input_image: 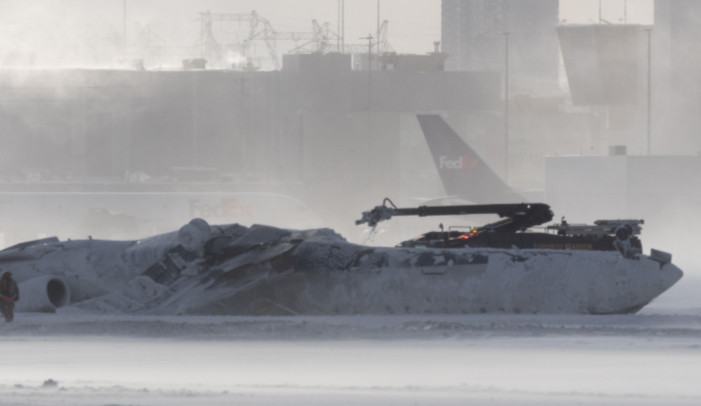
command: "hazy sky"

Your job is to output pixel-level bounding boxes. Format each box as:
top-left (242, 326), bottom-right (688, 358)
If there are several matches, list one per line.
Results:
top-left (0, 0), bottom-right (654, 58)
top-left (560, 0), bottom-right (653, 24)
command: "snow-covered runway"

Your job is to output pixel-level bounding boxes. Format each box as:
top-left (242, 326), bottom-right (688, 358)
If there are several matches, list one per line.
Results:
top-left (0, 311), bottom-right (700, 406)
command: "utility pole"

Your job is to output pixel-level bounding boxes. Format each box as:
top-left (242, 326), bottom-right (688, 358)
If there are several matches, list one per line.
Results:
top-left (646, 28), bottom-right (652, 155)
top-left (599, 0), bottom-right (602, 24)
top-left (341, 0), bottom-right (345, 53)
top-left (361, 35), bottom-right (374, 107)
top-left (192, 73), bottom-right (198, 167)
top-left (377, 0), bottom-right (381, 54)
top-left (123, 0), bottom-right (127, 55)
top-left (502, 32), bottom-right (510, 184)
top-left (359, 34), bottom-right (374, 185)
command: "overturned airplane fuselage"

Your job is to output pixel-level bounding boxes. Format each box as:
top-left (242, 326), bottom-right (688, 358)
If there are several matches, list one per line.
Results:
top-left (0, 221), bottom-right (683, 315)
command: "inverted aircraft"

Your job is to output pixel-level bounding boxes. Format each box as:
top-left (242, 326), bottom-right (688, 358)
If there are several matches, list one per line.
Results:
top-left (1, 204), bottom-right (682, 316)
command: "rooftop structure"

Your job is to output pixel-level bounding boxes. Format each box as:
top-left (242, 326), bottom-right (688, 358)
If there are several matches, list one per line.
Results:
top-left (441, 0), bottom-right (560, 95)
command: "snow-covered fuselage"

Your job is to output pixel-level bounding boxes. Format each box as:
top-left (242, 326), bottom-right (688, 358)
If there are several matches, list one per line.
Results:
top-left (0, 222), bottom-right (682, 316)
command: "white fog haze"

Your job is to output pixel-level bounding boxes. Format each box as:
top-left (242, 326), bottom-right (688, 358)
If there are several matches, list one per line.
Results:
top-left (0, 1), bottom-right (700, 405)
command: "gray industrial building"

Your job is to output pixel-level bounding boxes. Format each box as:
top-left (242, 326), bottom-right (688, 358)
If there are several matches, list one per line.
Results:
top-left (0, 55), bottom-right (501, 235)
top-left (441, 0), bottom-right (560, 95)
top-left (546, 155), bottom-right (701, 221)
top-left (545, 154), bottom-right (701, 256)
top-left (9, 0), bottom-right (692, 240)
top-left (439, 0), bottom-right (608, 191)
top-left (653, 0), bottom-right (701, 156)
top-left (541, 1), bottom-right (701, 253)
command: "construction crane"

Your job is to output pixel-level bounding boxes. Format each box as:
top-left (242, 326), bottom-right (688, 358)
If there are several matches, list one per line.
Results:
top-left (196, 11), bottom-right (394, 70)
top-left (134, 23), bottom-right (167, 60)
top-left (305, 20), bottom-right (393, 54)
top-left (285, 21), bottom-right (336, 55)
top-left (284, 20), bottom-right (394, 55)
top-left (197, 10), bottom-right (295, 70)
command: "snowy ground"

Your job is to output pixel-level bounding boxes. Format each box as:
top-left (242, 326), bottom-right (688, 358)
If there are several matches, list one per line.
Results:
top-left (2, 259), bottom-right (699, 406)
top-left (0, 302), bottom-right (700, 406)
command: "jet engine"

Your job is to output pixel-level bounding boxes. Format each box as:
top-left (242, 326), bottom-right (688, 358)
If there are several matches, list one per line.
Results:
top-left (15, 275), bottom-right (71, 313)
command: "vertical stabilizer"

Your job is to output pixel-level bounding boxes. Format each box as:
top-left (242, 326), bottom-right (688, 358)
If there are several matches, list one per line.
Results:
top-left (417, 114), bottom-right (523, 204)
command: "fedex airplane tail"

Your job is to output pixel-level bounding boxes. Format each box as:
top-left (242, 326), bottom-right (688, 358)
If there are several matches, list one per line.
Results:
top-left (417, 114), bottom-right (524, 204)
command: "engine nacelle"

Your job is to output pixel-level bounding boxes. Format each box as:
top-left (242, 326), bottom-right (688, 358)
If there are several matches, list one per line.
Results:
top-left (16, 275), bottom-right (71, 313)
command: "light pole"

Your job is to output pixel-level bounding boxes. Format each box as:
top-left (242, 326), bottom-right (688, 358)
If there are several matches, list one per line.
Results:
top-left (360, 35), bottom-right (374, 110)
top-left (192, 73), bottom-right (198, 167)
top-left (360, 35), bottom-right (374, 150)
top-left (645, 28), bottom-right (652, 155)
top-left (501, 32), bottom-right (510, 184)
top-left (123, 0), bottom-right (127, 56)
top-left (377, 0), bottom-right (381, 54)
top-left (360, 35), bottom-right (374, 183)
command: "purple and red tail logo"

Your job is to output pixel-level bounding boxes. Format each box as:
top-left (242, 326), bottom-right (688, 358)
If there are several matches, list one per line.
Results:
top-left (439, 156), bottom-right (478, 170)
